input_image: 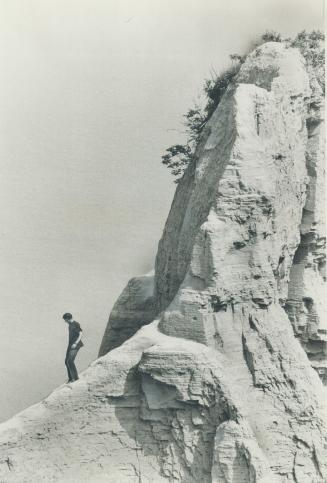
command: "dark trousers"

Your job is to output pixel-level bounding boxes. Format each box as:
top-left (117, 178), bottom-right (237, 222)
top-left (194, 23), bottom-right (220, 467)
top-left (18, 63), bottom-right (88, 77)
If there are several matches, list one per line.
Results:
top-left (65, 346), bottom-right (81, 381)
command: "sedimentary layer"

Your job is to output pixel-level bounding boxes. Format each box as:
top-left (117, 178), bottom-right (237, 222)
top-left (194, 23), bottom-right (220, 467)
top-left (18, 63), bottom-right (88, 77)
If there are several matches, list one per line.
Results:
top-left (0, 42), bottom-right (326, 483)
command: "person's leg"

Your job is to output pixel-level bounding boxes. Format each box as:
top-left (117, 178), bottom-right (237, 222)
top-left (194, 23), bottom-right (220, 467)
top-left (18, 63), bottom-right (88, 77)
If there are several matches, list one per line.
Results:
top-left (66, 347), bottom-right (80, 381)
top-left (65, 351), bottom-right (73, 382)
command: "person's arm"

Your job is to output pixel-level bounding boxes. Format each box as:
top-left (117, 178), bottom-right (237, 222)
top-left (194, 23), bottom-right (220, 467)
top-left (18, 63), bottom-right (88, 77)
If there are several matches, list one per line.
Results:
top-left (71, 330), bottom-right (83, 349)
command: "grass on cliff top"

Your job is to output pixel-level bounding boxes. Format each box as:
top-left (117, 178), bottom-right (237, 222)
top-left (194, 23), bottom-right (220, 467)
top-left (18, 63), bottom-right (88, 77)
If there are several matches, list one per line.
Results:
top-left (162, 30), bottom-right (325, 182)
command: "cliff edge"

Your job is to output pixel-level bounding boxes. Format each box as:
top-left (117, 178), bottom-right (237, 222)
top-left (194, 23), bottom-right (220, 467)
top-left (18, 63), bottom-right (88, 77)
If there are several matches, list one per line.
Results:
top-left (0, 42), bottom-right (326, 483)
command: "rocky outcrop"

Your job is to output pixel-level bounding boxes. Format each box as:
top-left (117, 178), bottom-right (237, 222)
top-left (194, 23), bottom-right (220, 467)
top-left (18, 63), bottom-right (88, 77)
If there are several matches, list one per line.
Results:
top-left (1, 318), bottom-right (325, 482)
top-left (0, 42), bottom-right (325, 483)
top-left (99, 272), bottom-right (157, 355)
top-left (284, 68), bottom-right (326, 383)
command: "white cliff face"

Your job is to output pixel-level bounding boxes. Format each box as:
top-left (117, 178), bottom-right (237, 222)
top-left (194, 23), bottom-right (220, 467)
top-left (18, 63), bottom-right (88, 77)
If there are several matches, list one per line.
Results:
top-left (285, 67), bottom-right (326, 383)
top-left (0, 42), bottom-right (326, 483)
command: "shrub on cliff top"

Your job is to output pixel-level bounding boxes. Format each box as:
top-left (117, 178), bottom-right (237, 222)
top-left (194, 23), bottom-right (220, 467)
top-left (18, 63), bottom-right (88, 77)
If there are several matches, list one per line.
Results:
top-left (290, 30), bottom-right (325, 92)
top-left (162, 30), bottom-right (324, 182)
top-left (163, 61), bottom-right (242, 183)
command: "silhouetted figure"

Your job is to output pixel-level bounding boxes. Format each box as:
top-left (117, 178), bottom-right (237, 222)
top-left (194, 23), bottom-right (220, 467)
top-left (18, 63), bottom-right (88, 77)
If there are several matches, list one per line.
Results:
top-left (62, 313), bottom-right (84, 383)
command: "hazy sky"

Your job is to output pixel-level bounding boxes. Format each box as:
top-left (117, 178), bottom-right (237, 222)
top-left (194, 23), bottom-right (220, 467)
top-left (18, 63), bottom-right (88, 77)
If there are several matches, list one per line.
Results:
top-left (0, 0), bottom-right (324, 422)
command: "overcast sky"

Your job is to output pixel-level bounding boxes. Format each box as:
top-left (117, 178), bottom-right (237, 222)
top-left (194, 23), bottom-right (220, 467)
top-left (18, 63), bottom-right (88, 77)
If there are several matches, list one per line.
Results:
top-left (0, 0), bottom-right (324, 422)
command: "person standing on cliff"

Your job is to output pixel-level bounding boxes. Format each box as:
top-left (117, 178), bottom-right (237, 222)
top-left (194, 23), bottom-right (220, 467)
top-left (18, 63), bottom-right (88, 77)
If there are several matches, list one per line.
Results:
top-left (62, 313), bottom-right (84, 383)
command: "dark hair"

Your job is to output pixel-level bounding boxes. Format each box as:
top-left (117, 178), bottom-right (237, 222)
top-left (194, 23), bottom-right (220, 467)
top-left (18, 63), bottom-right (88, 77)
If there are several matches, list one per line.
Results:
top-left (62, 313), bottom-right (73, 320)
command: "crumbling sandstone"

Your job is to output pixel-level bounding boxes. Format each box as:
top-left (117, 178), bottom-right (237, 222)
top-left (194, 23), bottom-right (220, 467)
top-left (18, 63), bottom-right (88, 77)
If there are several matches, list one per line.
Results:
top-left (0, 42), bottom-right (325, 483)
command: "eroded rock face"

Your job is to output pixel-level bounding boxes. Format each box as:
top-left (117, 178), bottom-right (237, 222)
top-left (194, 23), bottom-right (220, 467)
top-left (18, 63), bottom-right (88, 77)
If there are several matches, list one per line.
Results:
top-left (99, 272), bottom-right (157, 355)
top-left (0, 42), bottom-right (326, 483)
top-left (285, 71), bottom-right (326, 383)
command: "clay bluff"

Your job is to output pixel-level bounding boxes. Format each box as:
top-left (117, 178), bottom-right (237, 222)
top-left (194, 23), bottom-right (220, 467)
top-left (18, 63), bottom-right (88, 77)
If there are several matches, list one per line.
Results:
top-left (0, 41), bottom-right (326, 483)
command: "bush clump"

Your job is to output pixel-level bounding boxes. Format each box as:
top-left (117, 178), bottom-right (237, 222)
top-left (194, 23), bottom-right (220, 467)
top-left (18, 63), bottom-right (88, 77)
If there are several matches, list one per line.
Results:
top-left (261, 30), bottom-right (282, 43)
top-left (290, 30), bottom-right (325, 92)
top-left (162, 62), bottom-right (242, 183)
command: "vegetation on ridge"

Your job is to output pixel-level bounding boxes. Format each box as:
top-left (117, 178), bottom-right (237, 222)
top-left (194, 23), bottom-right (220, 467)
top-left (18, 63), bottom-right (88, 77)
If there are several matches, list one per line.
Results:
top-left (162, 30), bottom-right (325, 182)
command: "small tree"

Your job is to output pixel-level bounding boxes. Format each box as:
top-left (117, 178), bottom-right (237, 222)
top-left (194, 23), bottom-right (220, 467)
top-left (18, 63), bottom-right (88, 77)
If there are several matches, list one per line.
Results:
top-left (161, 144), bottom-right (193, 181)
top-left (161, 63), bottom-right (242, 182)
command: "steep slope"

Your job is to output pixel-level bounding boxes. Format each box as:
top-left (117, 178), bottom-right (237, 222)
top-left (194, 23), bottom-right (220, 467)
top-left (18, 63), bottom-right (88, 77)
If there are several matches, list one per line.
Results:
top-left (284, 66), bottom-right (326, 382)
top-left (0, 42), bottom-right (326, 483)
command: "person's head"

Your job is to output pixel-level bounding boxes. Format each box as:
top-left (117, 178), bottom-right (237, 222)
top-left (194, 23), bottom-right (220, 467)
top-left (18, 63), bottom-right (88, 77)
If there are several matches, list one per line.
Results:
top-left (62, 313), bottom-right (73, 324)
